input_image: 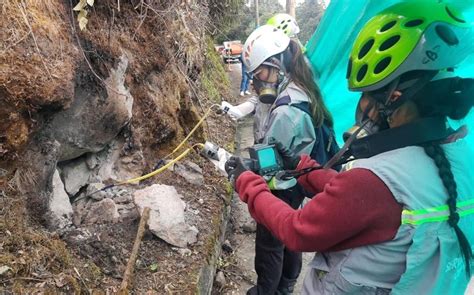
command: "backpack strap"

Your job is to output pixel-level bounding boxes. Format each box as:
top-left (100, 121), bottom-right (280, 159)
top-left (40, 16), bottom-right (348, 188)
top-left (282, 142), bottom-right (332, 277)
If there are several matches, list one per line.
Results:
top-left (272, 95), bottom-right (341, 170)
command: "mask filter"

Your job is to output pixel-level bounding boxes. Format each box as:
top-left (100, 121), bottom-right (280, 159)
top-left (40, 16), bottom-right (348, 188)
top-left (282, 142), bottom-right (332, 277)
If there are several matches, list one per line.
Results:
top-left (254, 79), bottom-right (278, 104)
top-left (343, 97), bottom-right (389, 142)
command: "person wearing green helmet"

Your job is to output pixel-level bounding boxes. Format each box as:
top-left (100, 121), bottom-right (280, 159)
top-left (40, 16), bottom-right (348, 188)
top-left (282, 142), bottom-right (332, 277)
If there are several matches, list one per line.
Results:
top-left (267, 13), bottom-right (306, 53)
top-left (267, 13), bottom-right (301, 38)
top-left (226, 1), bottom-right (474, 294)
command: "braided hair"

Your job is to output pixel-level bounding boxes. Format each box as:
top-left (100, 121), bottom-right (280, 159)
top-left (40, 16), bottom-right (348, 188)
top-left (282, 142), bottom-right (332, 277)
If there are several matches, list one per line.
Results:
top-left (423, 143), bottom-right (472, 276)
top-left (413, 77), bottom-right (474, 277)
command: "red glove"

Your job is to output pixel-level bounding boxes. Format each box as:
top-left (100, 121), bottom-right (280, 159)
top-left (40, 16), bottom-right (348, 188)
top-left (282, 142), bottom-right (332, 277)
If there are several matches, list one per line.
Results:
top-left (235, 171), bottom-right (269, 203)
top-left (296, 154), bottom-right (318, 171)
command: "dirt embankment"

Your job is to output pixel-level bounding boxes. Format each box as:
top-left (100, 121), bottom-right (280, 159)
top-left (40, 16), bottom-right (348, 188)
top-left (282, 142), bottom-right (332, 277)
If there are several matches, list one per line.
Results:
top-left (1, 0), bottom-right (235, 293)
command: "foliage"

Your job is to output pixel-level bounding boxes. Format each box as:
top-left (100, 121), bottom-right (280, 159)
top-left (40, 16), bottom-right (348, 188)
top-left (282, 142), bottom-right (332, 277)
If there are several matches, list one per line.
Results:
top-left (200, 36), bottom-right (231, 103)
top-left (295, 0), bottom-right (325, 44)
top-left (73, 0), bottom-right (95, 30)
top-left (213, 0), bottom-right (284, 44)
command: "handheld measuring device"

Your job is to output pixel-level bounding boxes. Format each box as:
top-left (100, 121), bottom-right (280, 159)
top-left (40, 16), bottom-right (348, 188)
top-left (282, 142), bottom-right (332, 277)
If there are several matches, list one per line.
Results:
top-left (247, 144), bottom-right (284, 176)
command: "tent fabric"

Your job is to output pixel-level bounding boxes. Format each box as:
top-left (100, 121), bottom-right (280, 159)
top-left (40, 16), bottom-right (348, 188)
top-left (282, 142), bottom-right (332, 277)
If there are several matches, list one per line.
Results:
top-left (306, 0), bottom-right (474, 146)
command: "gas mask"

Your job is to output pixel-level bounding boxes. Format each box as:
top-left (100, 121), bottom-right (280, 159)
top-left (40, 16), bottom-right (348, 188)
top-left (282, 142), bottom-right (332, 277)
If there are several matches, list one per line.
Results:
top-left (253, 56), bottom-right (287, 104)
top-left (253, 78), bottom-right (279, 104)
top-left (343, 95), bottom-right (389, 142)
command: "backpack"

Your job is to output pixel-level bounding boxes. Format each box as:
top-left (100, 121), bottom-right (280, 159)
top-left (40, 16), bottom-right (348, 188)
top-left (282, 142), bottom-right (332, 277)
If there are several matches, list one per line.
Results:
top-left (274, 96), bottom-right (341, 171)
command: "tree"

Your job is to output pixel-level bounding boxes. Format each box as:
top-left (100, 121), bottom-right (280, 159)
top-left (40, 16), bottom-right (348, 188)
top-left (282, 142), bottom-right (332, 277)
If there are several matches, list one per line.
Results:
top-left (286, 0), bottom-right (295, 17)
top-left (295, 0), bottom-right (325, 44)
top-left (213, 0), bottom-right (283, 44)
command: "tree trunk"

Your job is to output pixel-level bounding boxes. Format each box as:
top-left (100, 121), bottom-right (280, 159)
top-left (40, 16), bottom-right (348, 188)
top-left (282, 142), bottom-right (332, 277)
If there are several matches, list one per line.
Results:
top-left (286, 0), bottom-right (296, 17)
top-left (255, 0), bottom-right (260, 27)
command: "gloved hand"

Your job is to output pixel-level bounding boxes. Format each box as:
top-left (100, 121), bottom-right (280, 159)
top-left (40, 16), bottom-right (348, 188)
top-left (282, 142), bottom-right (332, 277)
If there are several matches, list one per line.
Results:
top-left (224, 156), bottom-right (255, 188)
top-left (271, 140), bottom-right (301, 170)
top-left (220, 101), bottom-right (244, 120)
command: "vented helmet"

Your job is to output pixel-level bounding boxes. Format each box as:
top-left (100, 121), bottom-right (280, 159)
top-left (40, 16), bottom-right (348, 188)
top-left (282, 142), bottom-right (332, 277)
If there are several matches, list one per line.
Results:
top-left (267, 13), bottom-right (301, 38)
top-left (243, 25), bottom-right (290, 73)
top-left (347, 1), bottom-right (474, 92)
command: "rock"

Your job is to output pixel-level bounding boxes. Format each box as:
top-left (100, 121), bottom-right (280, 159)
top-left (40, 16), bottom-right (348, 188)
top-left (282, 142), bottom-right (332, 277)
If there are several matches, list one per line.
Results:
top-left (222, 239), bottom-right (233, 253)
top-left (174, 161), bottom-right (204, 186)
top-left (85, 153), bottom-right (100, 170)
top-left (172, 247), bottom-right (192, 257)
top-left (49, 170), bottom-right (73, 229)
top-left (114, 193), bottom-right (132, 204)
top-left (215, 271), bottom-right (226, 288)
top-left (82, 199), bottom-right (119, 225)
top-left (116, 203), bottom-right (136, 211)
top-left (47, 54), bottom-right (133, 161)
top-left (86, 183), bottom-right (107, 201)
top-left (134, 184), bottom-right (199, 248)
top-left (198, 198), bottom-right (204, 205)
top-left (242, 220), bottom-right (257, 233)
top-left (118, 209), bottom-right (139, 221)
top-left (72, 197), bottom-right (90, 226)
top-left (0, 266), bottom-right (12, 277)
top-left (60, 158), bottom-right (90, 196)
top-left (62, 228), bottom-right (93, 245)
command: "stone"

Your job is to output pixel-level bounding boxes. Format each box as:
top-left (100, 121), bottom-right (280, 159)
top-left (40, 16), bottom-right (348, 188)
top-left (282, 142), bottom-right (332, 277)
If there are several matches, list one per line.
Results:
top-left (118, 209), bottom-right (139, 221)
top-left (222, 239), bottom-right (233, 252)
top-left (242, 220), bottom-right (257, 233)
top-left (60, 158), bottom-right (90, 196)
top-left (85, 153), bottom-right (100, 170)
top-left (134, 184), bottom-right (199, 248)
top-left (0, 266), bottom-right (12, 277)
top-left (214, 271), bottom-right (226, 288)
top-left (172, 248), bottom-right (192, 257)
top-left (86, 183), bottom-right (107, 201)
top-left (72, 197), bottom-right (89, 226)
top-left (117, 203), bottom-right (136, 211)
top-left (49, 170), bottom-right (73, 229)
top-left (82, 199), bottom-right (119, 225)
top-left (114, 193), bottom-right (132, 204)
top-left (47, 54), bottom-right (133, 161)
top-left (174, 161), bottom-right (204, 186)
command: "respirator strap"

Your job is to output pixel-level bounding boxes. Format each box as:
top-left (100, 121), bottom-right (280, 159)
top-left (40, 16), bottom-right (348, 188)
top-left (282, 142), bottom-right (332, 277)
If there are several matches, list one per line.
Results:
top-left (349, 116), bottom-right (451, 159)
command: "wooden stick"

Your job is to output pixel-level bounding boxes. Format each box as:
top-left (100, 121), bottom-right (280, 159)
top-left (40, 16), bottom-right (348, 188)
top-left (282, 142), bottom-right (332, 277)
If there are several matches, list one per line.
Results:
top-left (119, 207), bottom-right (150, 293)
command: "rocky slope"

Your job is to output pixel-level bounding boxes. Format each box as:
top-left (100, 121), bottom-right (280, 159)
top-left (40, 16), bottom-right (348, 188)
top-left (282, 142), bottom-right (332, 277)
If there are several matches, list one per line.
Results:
top-left (0, 0), bottom-right (235, 292)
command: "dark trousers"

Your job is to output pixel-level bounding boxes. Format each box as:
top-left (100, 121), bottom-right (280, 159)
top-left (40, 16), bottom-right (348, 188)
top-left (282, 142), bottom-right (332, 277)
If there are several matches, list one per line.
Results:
top-left (247, 185), bottom-right (306, 295)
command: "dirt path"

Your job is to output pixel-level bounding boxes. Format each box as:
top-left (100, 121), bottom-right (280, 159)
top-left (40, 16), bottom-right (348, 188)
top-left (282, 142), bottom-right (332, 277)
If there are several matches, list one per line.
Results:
top-left (214, 63), bottom-right (312, 294)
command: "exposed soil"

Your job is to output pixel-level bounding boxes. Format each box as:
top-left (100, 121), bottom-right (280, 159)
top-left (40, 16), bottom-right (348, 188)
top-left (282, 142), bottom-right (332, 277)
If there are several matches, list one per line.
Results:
top-left (1, 1), bottom-right (238, 293)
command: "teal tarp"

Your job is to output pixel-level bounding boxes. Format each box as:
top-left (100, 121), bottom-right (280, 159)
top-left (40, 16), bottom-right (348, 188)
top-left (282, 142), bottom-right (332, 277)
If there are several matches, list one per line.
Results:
top-left (306, 0), bottom-right (474, 146)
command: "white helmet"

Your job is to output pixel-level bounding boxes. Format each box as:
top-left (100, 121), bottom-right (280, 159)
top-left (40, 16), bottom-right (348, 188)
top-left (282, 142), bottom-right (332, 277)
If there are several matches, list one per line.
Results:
top-left (243, 25), bottom-right (290, 73)
top-left (267, 13), bottom-right (300, 38)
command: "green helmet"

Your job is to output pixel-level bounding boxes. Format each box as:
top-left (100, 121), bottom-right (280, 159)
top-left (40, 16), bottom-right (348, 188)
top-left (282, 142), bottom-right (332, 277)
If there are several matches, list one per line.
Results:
top-left (347, 1), bottom-right (474, 92)
top-left (267, 13), bottom-right (300, 38)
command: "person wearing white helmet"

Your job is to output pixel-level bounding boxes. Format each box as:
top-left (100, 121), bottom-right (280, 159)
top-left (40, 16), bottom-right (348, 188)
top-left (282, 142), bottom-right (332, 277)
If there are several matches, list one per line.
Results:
top-left (229, 24), bottom-right (337, 295)
top-left (227, 2), bottom-right (474, 294)
top-left (220, 14), bottom-right (304, 119)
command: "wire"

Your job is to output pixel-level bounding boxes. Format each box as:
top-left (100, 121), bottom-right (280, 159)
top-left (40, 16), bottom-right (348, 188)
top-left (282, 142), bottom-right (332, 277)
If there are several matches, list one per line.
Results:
top-left (162, 104), bottom-right (220, 161)
top-left (88, 143), bottom-right (206, 196)
top-left (87, 104), bottom-right (221, 197)
top-left (117, 143), bottom-right (205, 185)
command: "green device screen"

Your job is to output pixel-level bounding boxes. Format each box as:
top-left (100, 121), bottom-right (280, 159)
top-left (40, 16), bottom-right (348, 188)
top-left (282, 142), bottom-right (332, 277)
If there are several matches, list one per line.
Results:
top-left (257, 148), bottom-right (277, 169)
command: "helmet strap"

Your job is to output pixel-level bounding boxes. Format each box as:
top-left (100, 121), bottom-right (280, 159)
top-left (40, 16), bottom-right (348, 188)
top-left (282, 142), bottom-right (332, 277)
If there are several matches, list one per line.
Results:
top-left (381, 71), bottom-right (438, 120)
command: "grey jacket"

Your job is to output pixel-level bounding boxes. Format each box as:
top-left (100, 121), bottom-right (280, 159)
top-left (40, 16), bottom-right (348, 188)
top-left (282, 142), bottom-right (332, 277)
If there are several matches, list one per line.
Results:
top-left (302, 140), bottom-right (474, 294)
top-left (254, 81), bottom-right (316, 156)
